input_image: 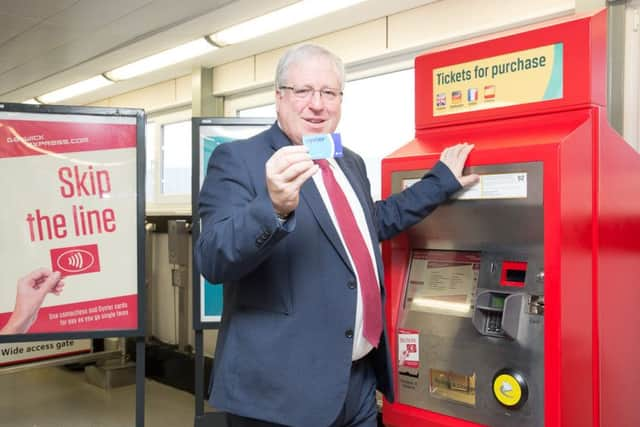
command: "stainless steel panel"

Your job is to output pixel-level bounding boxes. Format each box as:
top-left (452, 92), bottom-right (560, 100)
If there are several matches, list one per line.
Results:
top-left (394, 162), bottom-right (544, 427)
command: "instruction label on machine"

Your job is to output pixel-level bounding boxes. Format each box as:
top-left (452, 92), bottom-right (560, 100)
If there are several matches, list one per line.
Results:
top-left (454, 172), bottom-right (527, 200)
top-left (403, 172), bottom-right (527, 200)
top-left (398, 329), bottom-right (420, 369)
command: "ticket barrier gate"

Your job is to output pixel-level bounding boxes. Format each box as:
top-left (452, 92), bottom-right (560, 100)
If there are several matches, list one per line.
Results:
top-left (381, 10), bottom-right (640, 427)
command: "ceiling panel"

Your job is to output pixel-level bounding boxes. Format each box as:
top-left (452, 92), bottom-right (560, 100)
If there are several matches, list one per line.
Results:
top-left (0, 0), bottom-right (77, 20)
top-left (0, 14), bottom-right (39, 45)
top-left (0, 0), bottom-right (437, 103)
top-left (0, 23), bottom-right (85, 75)
top-left (0, 0), bottom-right (236, 95)
top-left (43, 0), bottom-right (153, 31)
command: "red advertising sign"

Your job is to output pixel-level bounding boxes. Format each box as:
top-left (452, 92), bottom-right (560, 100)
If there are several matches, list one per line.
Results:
top-left (0, 111), bottom-right (139, 335)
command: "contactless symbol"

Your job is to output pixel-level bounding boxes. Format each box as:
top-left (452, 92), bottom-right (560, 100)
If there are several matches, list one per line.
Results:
top-left (492, 369), bottom-right (528, 409)
top-left (50, 244), bottom-right (101, 276)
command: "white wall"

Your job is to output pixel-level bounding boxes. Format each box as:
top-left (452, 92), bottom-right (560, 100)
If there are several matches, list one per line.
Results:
top-left (219, 0), bottom-right (575, 107)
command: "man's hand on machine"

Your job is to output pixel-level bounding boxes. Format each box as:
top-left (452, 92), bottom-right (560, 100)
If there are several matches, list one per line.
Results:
top-left (440, 143), bottom-right (480, 188)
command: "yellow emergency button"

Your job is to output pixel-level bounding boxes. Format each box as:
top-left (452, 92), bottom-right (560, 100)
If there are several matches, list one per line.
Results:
top-left (492, 369), bottom-right (528, 409)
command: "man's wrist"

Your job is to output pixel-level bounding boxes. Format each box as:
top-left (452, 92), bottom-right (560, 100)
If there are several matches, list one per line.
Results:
top-left (275, 210), bottom-right (292, 227)
top-left (276, 210), bottom-right (291, 221)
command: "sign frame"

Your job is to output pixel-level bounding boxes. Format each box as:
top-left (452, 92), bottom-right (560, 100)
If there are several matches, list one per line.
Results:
top-left (0, 102), bottom-right (146, 344)
top-left (191, 117), bottom-right (273, 330)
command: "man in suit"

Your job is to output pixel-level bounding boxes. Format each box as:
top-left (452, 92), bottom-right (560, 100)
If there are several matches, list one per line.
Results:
top-left (195, 44), bottom-right (478, 427)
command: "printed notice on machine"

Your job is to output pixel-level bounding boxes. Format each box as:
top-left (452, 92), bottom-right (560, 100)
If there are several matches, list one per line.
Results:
top-left (454, 172), bottom-right (527, 200)
top-left (405, 250), bottom-right (480, 318)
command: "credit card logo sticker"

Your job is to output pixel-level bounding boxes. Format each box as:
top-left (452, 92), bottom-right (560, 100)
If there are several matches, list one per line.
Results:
top-left (50, 244), bottom-right (101, 276)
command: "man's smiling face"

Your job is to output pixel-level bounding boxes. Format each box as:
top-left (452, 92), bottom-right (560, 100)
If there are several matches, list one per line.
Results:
top-left (275, 54), bottom-right (342, 145)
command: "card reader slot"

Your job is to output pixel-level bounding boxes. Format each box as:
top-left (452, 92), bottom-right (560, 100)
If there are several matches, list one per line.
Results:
top-left (473, 291), bottom-right (510, 338)
top-left (475, 306), bottom-right (502, 312)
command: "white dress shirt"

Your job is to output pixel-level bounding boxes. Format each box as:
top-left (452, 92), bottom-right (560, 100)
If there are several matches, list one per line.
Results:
top-left (311, 157), bottom-right (380, 361)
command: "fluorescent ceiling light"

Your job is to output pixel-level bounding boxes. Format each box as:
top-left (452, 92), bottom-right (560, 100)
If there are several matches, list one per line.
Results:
top-left (39, 75), bottom-right (113, 104)
top-left (106, 38), bottom-right (217, 81)
top-left (22, 98), bottom-right (41, 104)
top-left (209, 0), bottom-right (367, 46)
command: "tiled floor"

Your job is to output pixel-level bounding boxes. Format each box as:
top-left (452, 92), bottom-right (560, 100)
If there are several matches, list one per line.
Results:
top-left (0, 366), bottom-right (199, 427)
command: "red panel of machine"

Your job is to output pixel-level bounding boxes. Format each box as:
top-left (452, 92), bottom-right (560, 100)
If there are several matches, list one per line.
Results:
top-left (414, 11), bottom-right (606, 129)
top-left (381, 109), bottom-right (593, 427)
top-left (382, 8), bottom-right (640, 427)
top-left (596, 113), bottom-right (640, 427)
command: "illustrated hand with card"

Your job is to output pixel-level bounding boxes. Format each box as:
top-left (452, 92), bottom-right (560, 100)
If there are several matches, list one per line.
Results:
top-left (0, 268), bottom-right (64, 335)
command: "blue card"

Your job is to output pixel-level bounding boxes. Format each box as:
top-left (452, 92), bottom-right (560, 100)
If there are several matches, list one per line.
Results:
top-left (302, 133), bottom-right (343, 159)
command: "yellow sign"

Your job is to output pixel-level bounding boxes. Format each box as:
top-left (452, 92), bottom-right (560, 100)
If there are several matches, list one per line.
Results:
top-left (433, 43), bottom-right (563, 116)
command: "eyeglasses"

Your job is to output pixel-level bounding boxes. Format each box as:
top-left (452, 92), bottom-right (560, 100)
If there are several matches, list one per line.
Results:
top-left (279, 85), bottom-right (343, 102)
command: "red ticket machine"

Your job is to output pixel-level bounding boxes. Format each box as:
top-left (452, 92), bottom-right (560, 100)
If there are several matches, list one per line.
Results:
top-left (382, 10), bottom-right (640, 427)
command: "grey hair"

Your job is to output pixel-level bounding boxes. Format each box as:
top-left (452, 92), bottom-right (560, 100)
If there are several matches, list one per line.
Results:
top-left (275, 44), bottom-right (345, 90)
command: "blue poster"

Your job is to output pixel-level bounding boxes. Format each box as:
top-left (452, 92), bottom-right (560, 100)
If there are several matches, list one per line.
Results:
top-left (198, 124), bottom-right (269, 323)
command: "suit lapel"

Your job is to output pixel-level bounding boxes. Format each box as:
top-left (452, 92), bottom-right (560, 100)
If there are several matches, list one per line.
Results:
top-left (267, 122), bottom-right (291, 151)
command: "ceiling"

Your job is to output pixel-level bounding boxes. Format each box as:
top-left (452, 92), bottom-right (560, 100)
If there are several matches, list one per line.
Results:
top-left (0, 0), bottom-right (434, 105)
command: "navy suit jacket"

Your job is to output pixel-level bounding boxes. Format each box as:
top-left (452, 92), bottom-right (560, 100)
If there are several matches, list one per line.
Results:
top-left (195, 123), bottom-right (461, 426)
